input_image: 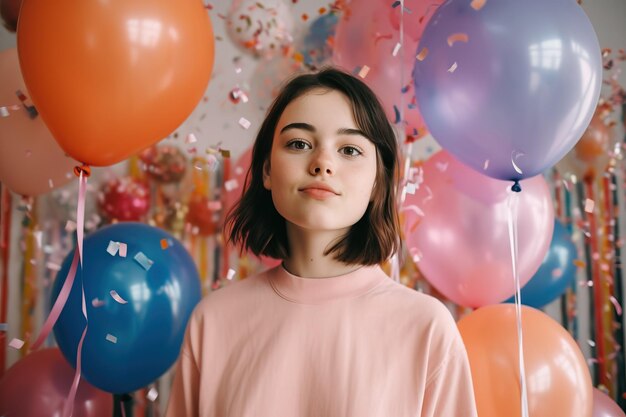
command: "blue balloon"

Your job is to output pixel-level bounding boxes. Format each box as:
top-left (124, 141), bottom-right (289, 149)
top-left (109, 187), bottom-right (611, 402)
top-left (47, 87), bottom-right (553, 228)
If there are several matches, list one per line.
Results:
top-left (52, 222), bottom-right (201, 394)
top-left (505, 220), bottom-right (577, 308)
top-left (413, 0), bottom-right (602, 181)
top-left (300, 13), bottom-right (338, 67)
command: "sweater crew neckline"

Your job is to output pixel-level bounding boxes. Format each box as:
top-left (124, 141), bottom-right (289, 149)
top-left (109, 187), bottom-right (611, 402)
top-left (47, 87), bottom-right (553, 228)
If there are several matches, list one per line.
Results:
top-left (267, 262), bottom-right (387, 304)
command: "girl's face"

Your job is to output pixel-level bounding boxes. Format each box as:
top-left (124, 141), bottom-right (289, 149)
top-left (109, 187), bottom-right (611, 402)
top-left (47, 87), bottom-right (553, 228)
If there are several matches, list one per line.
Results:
top-left (263, 88), bottom-right (378, 235)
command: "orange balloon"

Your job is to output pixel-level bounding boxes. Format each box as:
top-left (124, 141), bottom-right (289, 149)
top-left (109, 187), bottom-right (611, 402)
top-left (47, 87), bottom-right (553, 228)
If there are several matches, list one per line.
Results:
top-left (0, 48), bottom-right (77, 196)
top-left (556, 112), bottom-right (612, 180)
top-left (457, 304), bottom-right (592, 417)
top-left (17, 0), bottom-right (214, 167)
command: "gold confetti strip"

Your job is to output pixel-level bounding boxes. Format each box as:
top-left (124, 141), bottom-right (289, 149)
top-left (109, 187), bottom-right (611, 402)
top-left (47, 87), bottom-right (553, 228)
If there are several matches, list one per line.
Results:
top-left (416, 47), bottom-right (429, 61)
top-left (447, 33), bottom-right (469, 47)
top-left (470, 0), bottom-right (486, 11)
top-left (573, 259), bottom-right (586, 268)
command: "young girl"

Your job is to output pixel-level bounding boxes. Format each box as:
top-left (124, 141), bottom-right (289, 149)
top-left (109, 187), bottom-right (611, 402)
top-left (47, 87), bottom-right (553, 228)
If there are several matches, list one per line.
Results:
top-left (166, 67), bottom-right (477, 416)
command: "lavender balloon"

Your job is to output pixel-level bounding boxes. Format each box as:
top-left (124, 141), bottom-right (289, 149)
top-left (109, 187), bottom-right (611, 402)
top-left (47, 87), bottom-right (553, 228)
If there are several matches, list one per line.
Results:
top-left (413, 0), bottom-right (602, 181)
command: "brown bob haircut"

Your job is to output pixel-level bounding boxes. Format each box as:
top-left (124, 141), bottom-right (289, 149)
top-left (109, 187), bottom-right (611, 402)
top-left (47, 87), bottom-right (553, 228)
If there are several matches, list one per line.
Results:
top-left (225, 67), bottom-right (401, 266)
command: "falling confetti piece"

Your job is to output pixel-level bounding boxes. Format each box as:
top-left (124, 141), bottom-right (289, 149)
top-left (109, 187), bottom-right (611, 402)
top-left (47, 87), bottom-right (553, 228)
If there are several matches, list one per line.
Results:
top-left (0, 323), bottom-right (7, 331)
top-left (416, 47), bottom-right (428, 61)
top-left (392, 42), bottom-right (401, 57)
top-left (447, 62), bottom-right (458, 73)
top-left (92, 298), bottom-right (106, 308)
top-left (483, 160), bottom-right (489, 170)
top-left (358, 65), bottom-right (370, 79)
top-left (106, 334), bottom-right (118, 344)
top-left (110, 290), bottom-right (128, 304)
top-left (573, 259), bottom-right (586, 268)
top-left (160, 239), bottom-right (169, 249)
top-left (147, 387), bottom-right (159, 402)
top-left (551, 268), bottom-right (563, 278)
top-left (0, 107), bottom-right (8, 117)
top-left (587, 339), bottom-right (596, 347)
top-left (470, 0), bottom-right (486, 10)
top-left (118, 243), bottom-right (127, 257)
top-left (238, 117), bottom-right (251, 129)
top-left (224, 179), bottom-right (239, 192)
top-left (584, 198), bottom-right (595, 213)
top-left (186, 133), bottom-right (198, 144)
top-left (134, 252), bottom-right (154, 271)
top-left (226, 269), bottom-right (236, 280)
top-left (207, 201), bottom-right (222, 211)
top-left (107, 241), bottom-right (120, 256)
top-left (404, 183), bottom-right (417, 195)
top-left (48, 178), bottom-right (54, 188)
top-left (46, 262), bottom-right (61, 271)
top-left (447, 33), bottom-right (469, 47)
top-left (610, 296), bottom-right (622, 315)
top-left (220, 149), bottom-right (231, 158)
top-left (9, 338), bottom-right (24, 349)
top-left (65, 220), bottom-right (77, 232)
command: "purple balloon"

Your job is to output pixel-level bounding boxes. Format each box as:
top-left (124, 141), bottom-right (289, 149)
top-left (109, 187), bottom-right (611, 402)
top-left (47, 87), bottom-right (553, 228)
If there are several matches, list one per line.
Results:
top-left (413, 0), bottom-right (602, 181)
top-left (592, 388), bottom-right (626, 417)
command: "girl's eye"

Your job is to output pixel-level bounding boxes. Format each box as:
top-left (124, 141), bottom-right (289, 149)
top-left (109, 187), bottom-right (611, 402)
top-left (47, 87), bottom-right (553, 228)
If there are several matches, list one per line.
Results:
top-left (340, 146), bottom-right (363, 157)
top-left (286, 139), bottom-right (311, 150)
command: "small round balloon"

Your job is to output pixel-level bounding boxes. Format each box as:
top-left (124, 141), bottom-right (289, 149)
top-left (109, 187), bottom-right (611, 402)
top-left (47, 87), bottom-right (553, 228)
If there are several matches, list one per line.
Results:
top-left (98, 177), bottom-right (151, 222)
top-left (52, 223), bottom-right (201, 394)
top-left (592, 388), bottom-right (626, 417)
top-left (0, 348), bottom-right (112, 417)
top-left (413, 0), bottom-right (602, 181)
top-left (504, 220), bottom-right (578, 308)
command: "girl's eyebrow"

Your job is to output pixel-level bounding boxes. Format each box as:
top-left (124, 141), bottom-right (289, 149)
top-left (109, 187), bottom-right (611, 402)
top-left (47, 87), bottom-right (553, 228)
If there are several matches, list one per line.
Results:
top-left (279, 122), bottom-right (367, 138)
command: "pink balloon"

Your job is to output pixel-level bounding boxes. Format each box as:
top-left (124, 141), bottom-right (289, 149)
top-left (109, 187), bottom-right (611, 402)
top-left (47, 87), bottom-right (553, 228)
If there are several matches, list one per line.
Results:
top-left (0, 348), bottom-right (113, 417)
top-left (402, 151), bottom-right (554, 307)
top-left (332, 0), bottom-right (442, 137)
top-left (593, 388), bottom-right (626, 417)
top-left (0, 48), bottom-right (77, 196)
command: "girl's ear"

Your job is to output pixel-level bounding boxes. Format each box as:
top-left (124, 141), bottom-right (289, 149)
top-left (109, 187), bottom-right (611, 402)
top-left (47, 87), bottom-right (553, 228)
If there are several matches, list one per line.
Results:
top-left (262, 159), bottom-right (271, 190)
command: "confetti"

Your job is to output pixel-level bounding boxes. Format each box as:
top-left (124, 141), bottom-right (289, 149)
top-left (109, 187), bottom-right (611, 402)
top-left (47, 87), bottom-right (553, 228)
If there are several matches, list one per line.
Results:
top-left (0, 323), bottom-right (7, 331)
top-left (470, 0), bottom-right (487, 10)
top-left (447, 33), bottom-right (469, 47)
top-left (358, 65), bottom-right (370, 79)
top-left (186, 133), bottom-right (198, 144)
top-left (404, 182), bottom-right (417, 195)
top-left (46, 262), bottom-right (61, 271)
top-left (118, 242), bottom-right (127, 257)
top-left (224, 179), bottom-right (239, 192)
top-left (9, 338), bottom-right (24, 349)
top-left (220, 149), bottom-right (231, 158)
top-left (34, 230), bottom-right (42, 248)
top-left (610, 296), bottom-right (622, 316)
top-left (92, 298), bottom-right (106, 308)
top-left (573, 259), bottom-right (586, 268)
top-left (207, 200), bottom-right (222, 211)
top-left (226, 268), bottom-right (236, 280)
top-left (65, 220), bottom-right (77, 232)
top-left (107, 241), bottom-right (120, 256)
top-left (483, 159), bottom-right (489, 170)
top-left (106, 334), bottom-right (118, 344)
top-left (110, 290), bottom-right (128, 304)
top-left (392, 42), bottom-right (401, 57)
top-left (447, 62), bottom-right (458, 73)
top-left (416, 47), bottom-right (429, 61)
top-left (146, 387), bottom-right (159, 402)
top-left (238, 117), bottom-right (251, 129)
top-left (134, 252), bottom-right (154, 271)
top-left (160, 239), bottom-right (170, 249)
top-left (48, 178), bottom-right (54, 188)
top-left (584, 198), bottom-right (595, 213)
top-left (0, 107), bottom-right (8, 117)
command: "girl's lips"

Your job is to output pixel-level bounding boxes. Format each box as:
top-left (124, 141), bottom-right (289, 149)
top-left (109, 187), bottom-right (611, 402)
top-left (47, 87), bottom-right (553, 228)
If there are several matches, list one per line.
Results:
top-left (300, 188), bottom-right (338, 199)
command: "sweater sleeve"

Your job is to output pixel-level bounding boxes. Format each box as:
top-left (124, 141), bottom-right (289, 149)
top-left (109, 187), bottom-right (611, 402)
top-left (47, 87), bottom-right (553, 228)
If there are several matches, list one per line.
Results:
top-left (165, 307), bottom-right (203, 417)
top-left (420, 345), bottom-right (478, 417)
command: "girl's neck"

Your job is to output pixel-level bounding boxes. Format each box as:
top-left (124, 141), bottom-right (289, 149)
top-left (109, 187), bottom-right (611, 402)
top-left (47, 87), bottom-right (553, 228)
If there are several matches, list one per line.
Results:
top-left (283, 224), bottom-right (361, 278)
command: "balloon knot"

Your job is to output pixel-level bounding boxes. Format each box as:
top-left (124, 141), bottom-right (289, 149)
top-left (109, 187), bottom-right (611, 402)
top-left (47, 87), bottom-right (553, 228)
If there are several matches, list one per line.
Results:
top-left (73, 164), bottom-right (91, 178)
top-left (511, 180), bottom-right (522, 193)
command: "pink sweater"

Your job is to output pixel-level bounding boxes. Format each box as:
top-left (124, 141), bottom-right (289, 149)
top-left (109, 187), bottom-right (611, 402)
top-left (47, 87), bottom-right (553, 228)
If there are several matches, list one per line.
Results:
top-left (166, 263), bottom-right (477, 417)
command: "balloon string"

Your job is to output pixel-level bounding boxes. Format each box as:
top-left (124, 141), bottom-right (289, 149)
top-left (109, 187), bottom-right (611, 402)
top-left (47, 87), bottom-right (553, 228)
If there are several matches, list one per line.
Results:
top-left (507, 190), bottom-right (529, 417)
top-left (61, 172), bottom-right (89, 417)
